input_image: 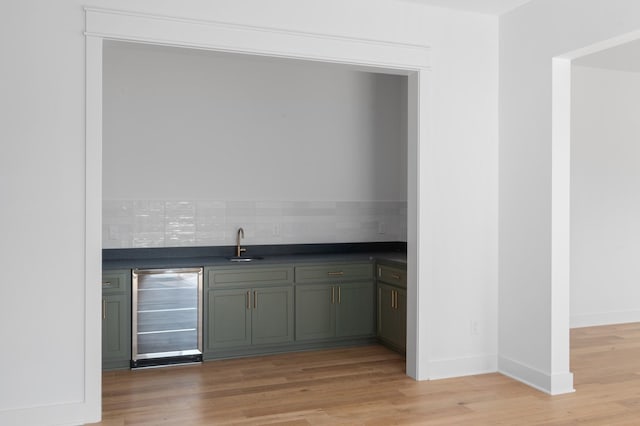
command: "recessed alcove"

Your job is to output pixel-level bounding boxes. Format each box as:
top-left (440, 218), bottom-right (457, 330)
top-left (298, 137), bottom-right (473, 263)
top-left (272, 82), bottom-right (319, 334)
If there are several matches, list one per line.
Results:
top-left (85, 8), bottom-right (431, 383)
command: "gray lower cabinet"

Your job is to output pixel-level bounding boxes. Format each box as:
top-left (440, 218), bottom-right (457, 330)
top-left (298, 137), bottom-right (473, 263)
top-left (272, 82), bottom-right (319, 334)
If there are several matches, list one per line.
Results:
top-left (376, 263), bottom-right (407, 354)
top-left (204, 266), bottom-right (294, 354)
top-left (295, 284), bottom-right (335, 340)
top-left (100, 259), bottom-right (396, 367)
top-left (336, 281), bottom-right (376, 337)
top-left (102, 270), bottom-right (131, 370)
top-left (207, 286), bottom-right (294, 349)
top-left (295, 263), bottom-right (375, 342)
top-left (207, 288), bottom-right (251, 348)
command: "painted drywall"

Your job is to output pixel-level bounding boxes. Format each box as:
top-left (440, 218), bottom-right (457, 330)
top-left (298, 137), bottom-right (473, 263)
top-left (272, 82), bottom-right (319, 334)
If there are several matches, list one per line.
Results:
top-left (0, 1), bottom-right (88, 422)
top-left (103, 42), bottom-right (407, 202)
top-left (102, 42), bottom-right (407, 247)
top-left (1, 0), bottom-right (497, 423)
top-left (499, 0), bottom-right (640, 394)
top-left (570, 65), bottom-right (640, 327)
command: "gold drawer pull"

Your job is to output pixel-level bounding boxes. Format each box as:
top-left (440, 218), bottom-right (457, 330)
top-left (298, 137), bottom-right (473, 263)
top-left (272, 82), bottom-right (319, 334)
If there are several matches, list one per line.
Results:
top-left (327, 271), bottom-right (344, 276)
top-left (391, 274), bottom-right (401, 280)
top-left (338, 286), bottom-right (341, 304)
top-left (102, 299), bottom-right (107, 320)
top-left (102, 281), bottom-right (112, 287)
top-left (254, 291), bottom-right (258, 309)
top-left (331, 286), bottom-right (335, 304)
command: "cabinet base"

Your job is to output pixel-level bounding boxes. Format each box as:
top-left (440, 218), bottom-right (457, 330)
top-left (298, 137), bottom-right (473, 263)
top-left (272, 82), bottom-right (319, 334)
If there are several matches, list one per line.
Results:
top-left (203, 337), bottom-right (377, 361)
top-left (377, 337), bottom-right (406, 356)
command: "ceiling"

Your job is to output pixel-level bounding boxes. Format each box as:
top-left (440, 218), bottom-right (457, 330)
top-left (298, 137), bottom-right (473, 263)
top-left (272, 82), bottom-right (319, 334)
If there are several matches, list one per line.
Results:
top-left (401, 0), bottom-right (535, 15)
top-left (404, 0), bottom-right (640, 72)
top-left (573, 38), bottom-right (640, 73)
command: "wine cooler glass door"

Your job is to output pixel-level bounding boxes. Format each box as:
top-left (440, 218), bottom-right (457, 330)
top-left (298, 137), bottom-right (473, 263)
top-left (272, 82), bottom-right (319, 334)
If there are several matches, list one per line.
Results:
top-left (132, 268), bottom-right (203, 361)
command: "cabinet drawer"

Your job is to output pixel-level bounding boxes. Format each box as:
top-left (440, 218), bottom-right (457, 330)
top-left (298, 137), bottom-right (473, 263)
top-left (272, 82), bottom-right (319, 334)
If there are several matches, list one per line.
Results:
top-left (376, 264), bottom-right (406, 288)
top-left (102, 271), bottom-right (129, 294)
top-left (295, 263), bottom-right (373, 283)
top-left (207, 266), bottom-right (294, 288)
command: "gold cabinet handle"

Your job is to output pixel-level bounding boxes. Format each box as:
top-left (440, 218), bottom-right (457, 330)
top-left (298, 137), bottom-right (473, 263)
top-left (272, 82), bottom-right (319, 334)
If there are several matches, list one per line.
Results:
top-left (328, 271), bottom-right (344, 276)
top-left (331, 286), bottom-right (335, 304)
top-left (390, 290), bottom-right (394, 309)
top-left (391, 274), bottom-right (401, 280)
top-left (102, 299), bottom-right (106, 320)
top-left (338, 286), bottom-right (341, 304)
top-left (254, 291), bottom-right (257, 309)
top-left (246, 291), bottom-right (250, 310)
top-left (393, 290), bottom-right (397, 310)
top-left (102, 281), bottom-right (111, 287)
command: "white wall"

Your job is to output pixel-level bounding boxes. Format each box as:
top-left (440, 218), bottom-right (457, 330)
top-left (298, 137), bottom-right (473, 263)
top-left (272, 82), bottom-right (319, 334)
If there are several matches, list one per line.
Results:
top-left (0, 1), bottom-right (88, 422)
top-left (102, 41), bottom-right (407, 247)
top-left (571, 65), bottom-right (640, 328)
top-left (499, 0), bottom-right (640, 395)
top-left (1, 0), bottom-right (497, 423)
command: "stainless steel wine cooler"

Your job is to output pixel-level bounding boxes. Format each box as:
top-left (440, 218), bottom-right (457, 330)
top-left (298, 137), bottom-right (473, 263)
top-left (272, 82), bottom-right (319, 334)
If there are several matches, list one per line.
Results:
top-left (131, 268), bottom-right (203, 367)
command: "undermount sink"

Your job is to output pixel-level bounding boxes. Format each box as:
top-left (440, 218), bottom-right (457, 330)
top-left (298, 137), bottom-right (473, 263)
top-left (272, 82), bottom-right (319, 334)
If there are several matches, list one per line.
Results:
top-left (227, 256), bottom-right (264, 262)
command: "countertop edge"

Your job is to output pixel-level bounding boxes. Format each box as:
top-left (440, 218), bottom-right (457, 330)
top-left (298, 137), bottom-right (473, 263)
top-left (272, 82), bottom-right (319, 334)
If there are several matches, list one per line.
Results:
top-left (102, 243), bottom-right (406, 271)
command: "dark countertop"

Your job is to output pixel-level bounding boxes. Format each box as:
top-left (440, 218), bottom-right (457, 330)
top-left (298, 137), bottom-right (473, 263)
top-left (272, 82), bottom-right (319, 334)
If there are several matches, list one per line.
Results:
top-left (103, 242), bottom-right (407, 270)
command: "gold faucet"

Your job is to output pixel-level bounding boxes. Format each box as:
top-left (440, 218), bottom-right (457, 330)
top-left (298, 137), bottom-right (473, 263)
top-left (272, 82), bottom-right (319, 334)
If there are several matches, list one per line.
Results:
top-left (236, 227), bottom-right (246, 257)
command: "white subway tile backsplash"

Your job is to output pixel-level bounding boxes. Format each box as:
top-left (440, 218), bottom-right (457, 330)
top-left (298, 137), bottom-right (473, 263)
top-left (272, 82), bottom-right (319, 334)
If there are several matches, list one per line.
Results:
top-left (195, 230), bottom-right (227, 246)
top-left (103, 199), bottom-right (406, 248)
top-left (132, 232), bottom-right (165, 248)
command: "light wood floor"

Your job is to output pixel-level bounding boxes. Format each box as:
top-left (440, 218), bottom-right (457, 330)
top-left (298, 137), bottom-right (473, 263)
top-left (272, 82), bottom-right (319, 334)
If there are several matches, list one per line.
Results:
top-left (91, 323), bottom-right (640, 425)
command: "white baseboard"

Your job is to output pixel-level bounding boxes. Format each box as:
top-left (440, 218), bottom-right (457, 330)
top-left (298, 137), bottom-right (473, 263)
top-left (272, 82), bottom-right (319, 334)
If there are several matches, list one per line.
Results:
top-left (570, 310), bottom-right (640, 328)
top-left (427, 354), bottom-right (497, 380)
top-left (498, 355), bottom-right (574, 395)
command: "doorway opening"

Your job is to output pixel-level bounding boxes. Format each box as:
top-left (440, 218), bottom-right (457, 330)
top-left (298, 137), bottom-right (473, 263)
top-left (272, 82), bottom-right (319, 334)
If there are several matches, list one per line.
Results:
top-left (85, 8), bottom-right (432, 392)
top-left (552, 29), bottom-right (640, 387)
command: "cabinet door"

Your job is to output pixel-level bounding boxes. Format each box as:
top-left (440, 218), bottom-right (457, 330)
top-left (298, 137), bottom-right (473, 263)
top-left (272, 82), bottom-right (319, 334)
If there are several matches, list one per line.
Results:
top-left (252, 286), bottom-right (294, 345)
top-left (295, 284), bottom-right (335, 341)
top-left (207, 289), bottom-right (251, 349)
top-left (377, 283), bottom-right (396, 344)
top-left (336, 281), bottom-right (375, 338)
top-left (102, 293), bottom-right (131, 366)
top-left (102, 271), bottom-right (129, 294)
top-left (377, 283), bottom-right (404, 350)
top-left (396, 287), bottom-right (407, 352)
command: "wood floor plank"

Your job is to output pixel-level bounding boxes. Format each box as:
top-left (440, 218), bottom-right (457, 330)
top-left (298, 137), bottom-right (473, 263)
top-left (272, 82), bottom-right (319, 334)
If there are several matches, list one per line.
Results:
top-left (90, 324), bottom-right (640, 425)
